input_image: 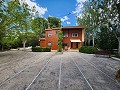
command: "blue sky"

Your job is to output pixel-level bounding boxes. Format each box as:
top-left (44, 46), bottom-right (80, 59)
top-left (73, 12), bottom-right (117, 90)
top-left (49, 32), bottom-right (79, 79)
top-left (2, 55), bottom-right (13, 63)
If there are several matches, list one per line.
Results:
top-left (38, 0), bottom-right (77, 26)
top-left (21, 0), bottom-right (87, 26)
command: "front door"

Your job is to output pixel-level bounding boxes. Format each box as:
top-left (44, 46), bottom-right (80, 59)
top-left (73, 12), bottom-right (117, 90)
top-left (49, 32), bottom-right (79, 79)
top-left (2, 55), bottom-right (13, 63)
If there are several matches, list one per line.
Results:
top-left (71, 42), bottom-right (78, 49)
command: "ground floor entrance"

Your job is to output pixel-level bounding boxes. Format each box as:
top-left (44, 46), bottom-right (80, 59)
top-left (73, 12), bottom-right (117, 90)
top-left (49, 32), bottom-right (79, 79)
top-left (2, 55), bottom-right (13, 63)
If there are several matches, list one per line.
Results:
top-left (71, 42), bottom-right (79, 49)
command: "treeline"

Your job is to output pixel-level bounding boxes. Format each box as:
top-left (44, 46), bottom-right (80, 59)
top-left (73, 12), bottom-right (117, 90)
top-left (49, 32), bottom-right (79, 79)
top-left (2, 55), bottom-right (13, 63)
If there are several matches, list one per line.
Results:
top-left (0, 0), bottom-right (61, 51)
top-left (77, 0), bottom-right (120, 54)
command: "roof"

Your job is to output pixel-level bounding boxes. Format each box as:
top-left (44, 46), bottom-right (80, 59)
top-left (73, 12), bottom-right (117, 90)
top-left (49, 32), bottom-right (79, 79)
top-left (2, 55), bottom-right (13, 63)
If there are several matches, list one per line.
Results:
top-left (62, 26), bottom-right (86, 29)
top-left (40, 38), bottom-right (46, 40)
top-left (45, 26), bottom-right (86, 31)
top-left (45, 28), bottom-right (60, 31)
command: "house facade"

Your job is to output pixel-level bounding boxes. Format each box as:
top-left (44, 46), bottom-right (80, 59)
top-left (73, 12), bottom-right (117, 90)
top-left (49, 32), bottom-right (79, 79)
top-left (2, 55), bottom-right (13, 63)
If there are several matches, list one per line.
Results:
top-left (40, 26), bottom-right (85, 50)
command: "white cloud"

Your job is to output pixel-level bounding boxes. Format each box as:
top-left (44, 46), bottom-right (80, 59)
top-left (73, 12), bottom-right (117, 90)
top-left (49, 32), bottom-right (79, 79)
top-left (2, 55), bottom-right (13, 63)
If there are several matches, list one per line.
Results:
top-left (20, 0), bottom-right (47, 16)
top-left (73, 0), bottom-right (87, 17)
top-left (66, 21), bottom-right (71, 25)
top-left (61, 16), bottom-right (69, 22)
top-left (77, 0), bottom-right (87, 3)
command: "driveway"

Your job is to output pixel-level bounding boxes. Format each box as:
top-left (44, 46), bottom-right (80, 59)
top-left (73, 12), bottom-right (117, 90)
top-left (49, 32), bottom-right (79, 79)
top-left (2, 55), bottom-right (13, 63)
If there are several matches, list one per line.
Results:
top-left (0, 51), bottom-right (120, 90)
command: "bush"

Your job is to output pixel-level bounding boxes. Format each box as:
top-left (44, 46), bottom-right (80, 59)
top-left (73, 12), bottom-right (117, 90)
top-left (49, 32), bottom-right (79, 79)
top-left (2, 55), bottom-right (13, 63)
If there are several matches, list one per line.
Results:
top-left (113, 54), bottom-right (120, 59)
top-left (79, 46), bottom-right (97, 54)
top-left (32, 47), bottom-right (51, 52)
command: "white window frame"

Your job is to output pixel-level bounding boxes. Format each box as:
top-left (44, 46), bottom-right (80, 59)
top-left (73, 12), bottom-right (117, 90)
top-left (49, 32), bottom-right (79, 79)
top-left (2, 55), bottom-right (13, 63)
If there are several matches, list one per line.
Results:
top-left (72, 33), bottom-right (78, 37)
top-left (48, 42), bottom-right (52, 47)
top-left (48, 33), bottom-right (52, 37)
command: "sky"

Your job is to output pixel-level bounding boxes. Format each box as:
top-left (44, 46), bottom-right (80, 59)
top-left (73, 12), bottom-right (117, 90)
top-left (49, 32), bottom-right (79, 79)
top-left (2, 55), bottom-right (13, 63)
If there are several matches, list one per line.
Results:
top-left (21, 0), bottom-right (87, 26)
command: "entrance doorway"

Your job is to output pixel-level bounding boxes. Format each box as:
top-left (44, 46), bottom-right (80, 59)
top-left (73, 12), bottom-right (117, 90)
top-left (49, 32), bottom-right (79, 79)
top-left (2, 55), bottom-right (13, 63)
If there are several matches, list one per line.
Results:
top-left (71, 42), bottom-right (78, 49)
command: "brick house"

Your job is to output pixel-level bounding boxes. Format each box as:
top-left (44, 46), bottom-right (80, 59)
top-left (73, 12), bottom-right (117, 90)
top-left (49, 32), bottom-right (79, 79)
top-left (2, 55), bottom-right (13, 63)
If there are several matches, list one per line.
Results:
top-left (40, 26), bottom-right (85, 50)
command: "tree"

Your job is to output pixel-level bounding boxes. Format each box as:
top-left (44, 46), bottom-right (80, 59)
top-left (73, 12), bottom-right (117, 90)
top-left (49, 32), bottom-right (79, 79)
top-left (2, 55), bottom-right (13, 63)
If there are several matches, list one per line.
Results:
top-left (77, 0), bottom-right (120, 54)
top-left (0, 0), bottom-right (8, 50)
top-left (96, 26), bottom-right (118, 50)
top-left (57, 30), bottom-right (63, 52)
top-left (47, 16), bottom-right (61, 28)
top-left (5, 0), bottom-right (32, 50)
top-left (1, 32), bottom-right (19, 50)
top-left (10, 0), bottom-right (32, 50)
top-left (32, 17), bottom-right (48, 39)
top-left (77, 1), bottom-right (99, 46)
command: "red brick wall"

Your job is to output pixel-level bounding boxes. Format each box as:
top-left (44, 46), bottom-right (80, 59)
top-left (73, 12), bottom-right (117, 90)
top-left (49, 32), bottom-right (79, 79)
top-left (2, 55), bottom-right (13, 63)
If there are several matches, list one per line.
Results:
top-left (62, 28), bottom-right (82, 49)
top-left (45, 29), bottom-right (59, 50)
top-left (40, 39), bottom-right (46, 47)
top-left (40, 28), bottom-right (84, 50)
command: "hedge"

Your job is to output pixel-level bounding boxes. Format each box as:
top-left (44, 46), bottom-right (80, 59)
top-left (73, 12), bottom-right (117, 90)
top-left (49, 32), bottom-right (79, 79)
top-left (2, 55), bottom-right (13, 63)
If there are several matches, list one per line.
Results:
top-left (32, 47), bottom-right (51, 52)
top-left (79, 46), bottom-right (97, 54)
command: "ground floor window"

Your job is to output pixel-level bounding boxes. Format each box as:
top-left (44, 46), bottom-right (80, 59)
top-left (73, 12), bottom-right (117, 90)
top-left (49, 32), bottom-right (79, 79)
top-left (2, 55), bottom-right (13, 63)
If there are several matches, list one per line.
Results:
top-left (48, 42), bottom-right (52, 47)
top-left (62, 43), bottom-right (68, 50)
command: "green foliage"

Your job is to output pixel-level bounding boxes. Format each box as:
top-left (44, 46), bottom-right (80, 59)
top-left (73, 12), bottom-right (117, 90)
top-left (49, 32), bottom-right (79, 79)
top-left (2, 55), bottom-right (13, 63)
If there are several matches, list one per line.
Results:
top-left (48, 16), bottom-right (61, 28)
top-left (32, 47), bottom-right (51, 52)
top-left (0, 0), bottom-right (61, 51)
top-left (77, 0), bottom-right (120, 53)
top-left (79, 46), bottom-right (97, 54)
top-left (0, 1), bottom-right (7, 42)
top-left (96, 26), bottom-right (118, 50)
top-left (0, 0), bottom-right (33, 50)
top-left (57, 30), bottom-right (63, 52)
top-left (31, 17), bottom-right (48, 38)
top-left (113, 54), bottom-right (120, 59)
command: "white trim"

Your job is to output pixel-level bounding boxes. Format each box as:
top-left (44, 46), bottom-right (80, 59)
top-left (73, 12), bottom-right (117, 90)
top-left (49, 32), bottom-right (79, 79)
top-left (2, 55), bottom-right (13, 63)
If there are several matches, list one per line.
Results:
top-left (70, 39), bottom-right (81, 42)
top-left (48, 33), bottom-right (52, 37)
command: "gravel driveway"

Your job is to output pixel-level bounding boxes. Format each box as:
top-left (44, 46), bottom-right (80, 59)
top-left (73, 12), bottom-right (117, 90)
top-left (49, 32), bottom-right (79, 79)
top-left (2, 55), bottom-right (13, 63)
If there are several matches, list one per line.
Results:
top-left (0, 51), bottom-right (120, 90)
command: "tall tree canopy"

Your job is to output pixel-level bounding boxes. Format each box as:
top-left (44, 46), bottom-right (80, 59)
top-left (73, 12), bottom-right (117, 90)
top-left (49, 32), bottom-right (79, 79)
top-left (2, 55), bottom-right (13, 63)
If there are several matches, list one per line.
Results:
top-left (32, 17), bottom-right (48, 38)
top-left (0, 0), bottom-right (62, 50)
top-left (77, 0), bottom-right (120, 54)
top-left (47, 16), bottom-right (61, 28)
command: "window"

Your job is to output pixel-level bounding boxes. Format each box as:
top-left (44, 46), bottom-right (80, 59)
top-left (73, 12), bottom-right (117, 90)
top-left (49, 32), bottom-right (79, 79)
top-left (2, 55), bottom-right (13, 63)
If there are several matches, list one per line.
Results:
top-left (56, 31), bottom-right (58, 35)
top-left (48, 42), bottom-right (52, 47)
top-left (48, 33), bottom-right (52, 37)
top-left (63, 32), bottom-right (68, 37)
top-left (72, 33), bottom-right (78, 37)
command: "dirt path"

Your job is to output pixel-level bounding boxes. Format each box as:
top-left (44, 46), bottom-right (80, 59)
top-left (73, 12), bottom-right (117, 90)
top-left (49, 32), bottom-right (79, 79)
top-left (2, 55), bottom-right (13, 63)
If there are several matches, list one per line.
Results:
top-left (0, 51), bottom-right (119, 90)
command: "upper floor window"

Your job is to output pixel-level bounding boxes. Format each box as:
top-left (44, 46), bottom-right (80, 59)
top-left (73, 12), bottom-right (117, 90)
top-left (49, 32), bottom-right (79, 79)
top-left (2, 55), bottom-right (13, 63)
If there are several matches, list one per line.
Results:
top-left (72, 33), bottom-right (78, 37)
top-left (48, 33), bottom-right (52, 37)
top-left (63, 32), bottom-right (68, 37)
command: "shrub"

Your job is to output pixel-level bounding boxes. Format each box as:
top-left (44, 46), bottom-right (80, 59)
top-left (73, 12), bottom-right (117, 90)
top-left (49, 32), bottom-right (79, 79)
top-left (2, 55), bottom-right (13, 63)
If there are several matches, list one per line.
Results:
top-left (32, 47), bottom-right (51, 52)
top-left (113, 54), bottom-right (120, 59)
top-left (79, 46), bottom-right (97, 54)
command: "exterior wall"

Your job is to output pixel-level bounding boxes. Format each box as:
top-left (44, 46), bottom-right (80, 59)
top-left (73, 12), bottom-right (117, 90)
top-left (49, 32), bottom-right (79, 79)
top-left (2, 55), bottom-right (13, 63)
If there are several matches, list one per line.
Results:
top-left (40, 26), bottom-right (85, 50)
top-left (40, 39), bottom-right (46, 47)
top-left (62, 28), bottom-right (83, 49)
top-left (45, 29), bottom-right (59, 50)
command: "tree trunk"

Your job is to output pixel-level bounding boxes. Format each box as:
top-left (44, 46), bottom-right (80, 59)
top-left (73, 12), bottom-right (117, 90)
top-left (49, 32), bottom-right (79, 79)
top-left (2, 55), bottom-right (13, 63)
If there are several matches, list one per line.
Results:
top-left (1, 45), bottom-right (4, 51)
top-left (88, 39), bottom-right (91, 46)
top-left (23, 40), bottom-right (27, 51)
top-left (118, 37), bottom-right (120, 55)
top-left (92, 36), bottom-right (95, 47)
